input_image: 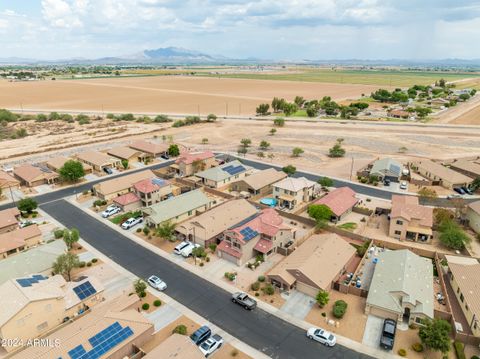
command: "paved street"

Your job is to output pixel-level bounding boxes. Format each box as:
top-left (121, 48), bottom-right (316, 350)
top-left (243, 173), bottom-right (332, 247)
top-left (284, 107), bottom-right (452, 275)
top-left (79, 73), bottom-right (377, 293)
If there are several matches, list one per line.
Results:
top-left (42, 199), bottom-right (372, 359)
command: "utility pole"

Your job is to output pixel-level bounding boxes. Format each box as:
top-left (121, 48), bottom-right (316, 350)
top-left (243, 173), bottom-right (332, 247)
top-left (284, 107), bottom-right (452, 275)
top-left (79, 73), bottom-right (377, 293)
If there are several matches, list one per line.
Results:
top-left (8, 184), bottom-right (16, 207)
top-left (192, 226), bottom-right (197, 265)
top-left (350, 157), bottom-right (354, 181)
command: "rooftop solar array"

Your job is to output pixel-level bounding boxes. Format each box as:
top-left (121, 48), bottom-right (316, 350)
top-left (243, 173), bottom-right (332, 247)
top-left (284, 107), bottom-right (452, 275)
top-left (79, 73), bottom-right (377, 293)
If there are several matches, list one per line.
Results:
top-left (152, 178), bottom-right (167, 187)
top-left (73, 281), bottom-right (97, 301)
top-left (222, 165), bottom-right (246, 176)
top-left (389, 164), bottom-right (401, 176)
top-left (16, 274), bottom-right (48, 287)
top-left (68, 321), bottom-right (134, 359)
top-left (239, 226), bottom-right (259, 242)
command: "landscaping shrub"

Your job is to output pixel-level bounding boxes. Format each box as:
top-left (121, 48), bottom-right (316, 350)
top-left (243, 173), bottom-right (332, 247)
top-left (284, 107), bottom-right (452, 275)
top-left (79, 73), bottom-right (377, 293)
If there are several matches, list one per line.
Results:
top-left (32, 213), bottom-right (37, 218)
top-left (255, 292), bottom-right (259, 297)
top-left (199, 262), bottom-right (204, 267)
top-left (91, 258), bottom-right (98, 263)
top-left (136, 228), bottom-right (142, 233)
top-left (230, 349), bottom-right (239, 357)
top-left (209, 243), bottom-right (217, 252)
top-left (251, 281), bottom-right (260, 291)
top-left (46, 239), bottom-right (55, 243)
top-left (258, 275), bottom-right (265, 282)
top-left (79, 261), bottom-right (86, 268)
top-left (205, 257), bottom-right (210, 262)
top-left (143, 227), bottom-right (150, 235)
top-left (224, 272), bottom-right (236, 281)
top-left (140, 292), bottom-right (147, 298)
top-left (332, 300), bottom-right (348, 318)
top-left (471, 356), bottom-right (480, 359)
top-left (412, 342), bottom-right (424, 352)
top-left (86, 262), bottom-right (92, 267)
top-left (397, 349), bottom-right (407, 357)
top-left (153, 299), bottom-right (162, 307)
top-left (262, 284), bottom-right (275, 295)
top-left (454, 341), bottom-right (466, 359)
top-left (142, 303), bottom-right (150, 310)
top-left (54, 229), bottom-right (64, 239)
top-left (172, 324), bottom-right (187, 335)
top-left (321, 312), bottom-right (326, 317)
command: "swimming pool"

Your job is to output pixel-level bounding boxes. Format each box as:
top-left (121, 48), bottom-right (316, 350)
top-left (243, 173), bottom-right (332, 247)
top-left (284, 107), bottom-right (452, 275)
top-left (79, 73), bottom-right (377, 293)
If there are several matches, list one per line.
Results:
top-left (260, 198), bottom-right (277, 207)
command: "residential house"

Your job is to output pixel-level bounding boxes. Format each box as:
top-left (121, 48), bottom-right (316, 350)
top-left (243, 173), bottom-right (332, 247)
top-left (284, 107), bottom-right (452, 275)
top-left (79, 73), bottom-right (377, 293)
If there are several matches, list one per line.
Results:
top-left (231, 168), bottom-right (287, 196)
top-left (0, 225), bottom-right (43, 259)
top-left (466, 200), bottom-right (480, 235)
top-left (171, 151), bottom-right (216, 176)
top-left (132, 177), bottom-right (179, 207)
top-left (0, 207), bottom-right (21, 234)
top-left (272, 177), bottom-right (319, 210)
top-left (143, 189), bottom-right (213, 228)
top-left (11, 293), bottom-right (154, 359)
top-left (13, 164), bottom-right (59, 187)
top-left (369, 158), bottom-right (403, 182)
top-left (414, 159), bottom-right (471, 189)
top-left (143, 333), bottom-right (204, 359)
top-left (446, 255), bottom-right (480, 337)
top-left (176, 199), bottom-right (258, 247)
top-left (267, 233), bottom-right (356, 297)
top-left (107, 146), bottom-right (148, 164)
top-left (388, 109), bottom-right (411, 119)
top-left (195, 160), bottom-right (252, 188)
top-left (0, 170), bottom-right (20, 190)
top-left (365, 249), bottom-right (434, 325)
top-left (0, 275), bottom-right (104, 352)
top-left (217, 208), bottom-right (295, 266)
top-left (92, 169), bottom-right (156, 200)
top-left (76, 151), bottom-right (121, 172)
top-left (113, 192), bottom-right (142, 212)
top-left (389, 195), bottom-right (433, 243)
top-left (314, 187), bottom-right (359, 222)
top-left (449, 159), bottom-right (480, 180)
top-left (129, 139), bottom-right (168, 158)
top-left (45, 156), bottom-right (93, 175)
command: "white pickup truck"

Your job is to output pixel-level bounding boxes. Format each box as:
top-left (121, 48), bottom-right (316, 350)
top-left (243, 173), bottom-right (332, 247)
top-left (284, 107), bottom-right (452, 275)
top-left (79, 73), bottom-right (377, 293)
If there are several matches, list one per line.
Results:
top-left (180, 243), bottom-right (201, 258)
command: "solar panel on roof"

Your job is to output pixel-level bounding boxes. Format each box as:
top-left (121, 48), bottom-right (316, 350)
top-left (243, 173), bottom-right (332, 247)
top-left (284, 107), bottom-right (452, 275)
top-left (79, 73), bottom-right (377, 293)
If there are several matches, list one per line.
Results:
top-left (16, 274), bottom-right (48, 287)
top-left (222, 165), bottom-right (234, 171)
top-left (152, 178), bottom-right (166, 186)
top-left (229, 213), bottom-right (260, 229)
top-left (73, 281), bottom-right (97, 301)
top-left (389, 164), bottom-right (401, 175)
top-left (88, 321), bottom-right (122, 347)
top-left (239, 226), bottom-right (258, 242)
top-left (16, 278), bottom-right (32, 287)
top-left (68, 345), bottom-right (87, 359)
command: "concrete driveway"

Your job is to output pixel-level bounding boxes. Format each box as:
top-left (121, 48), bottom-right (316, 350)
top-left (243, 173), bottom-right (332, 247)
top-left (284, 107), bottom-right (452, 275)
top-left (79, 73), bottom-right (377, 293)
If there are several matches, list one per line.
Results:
top-left (144, 303), bottom-right (182, 332)
top-left (362, 315), bottom-right (384, 348)
top-left (281, 290), bottom-right (315, 320)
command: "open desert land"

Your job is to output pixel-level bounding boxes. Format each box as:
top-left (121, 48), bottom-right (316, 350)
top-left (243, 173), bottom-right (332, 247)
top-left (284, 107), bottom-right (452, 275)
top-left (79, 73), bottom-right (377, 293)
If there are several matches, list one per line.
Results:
top-left (0, 76), bottom-right (383, 116)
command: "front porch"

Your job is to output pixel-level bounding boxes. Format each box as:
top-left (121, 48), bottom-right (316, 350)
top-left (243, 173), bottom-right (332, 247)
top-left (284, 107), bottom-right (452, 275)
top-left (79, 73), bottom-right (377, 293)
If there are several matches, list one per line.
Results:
top-left (405, 226), bottom-right (433, 243)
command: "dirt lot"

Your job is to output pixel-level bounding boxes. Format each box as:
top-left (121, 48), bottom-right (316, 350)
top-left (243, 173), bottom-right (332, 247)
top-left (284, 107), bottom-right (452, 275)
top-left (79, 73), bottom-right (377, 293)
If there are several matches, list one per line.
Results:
top-left (434, 93), bottom-right (480, 124)
top-left (0, 76), bottom-right (383, 116)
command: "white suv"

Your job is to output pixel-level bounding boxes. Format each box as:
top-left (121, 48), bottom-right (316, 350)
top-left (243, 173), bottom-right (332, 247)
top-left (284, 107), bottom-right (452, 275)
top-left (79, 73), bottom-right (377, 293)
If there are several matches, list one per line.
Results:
top-left (147, 275), bottom-right (167, 291)
top-left (307, 327), bottom-right (336, 347)
top-left (181, 243), bottom-right (201, 258)
top-left (174, 241), bottom-right (191, 255)
top-left (121, 217), bottom-right (143, 230)
top-left (101, 205), bottom-right (121, 218)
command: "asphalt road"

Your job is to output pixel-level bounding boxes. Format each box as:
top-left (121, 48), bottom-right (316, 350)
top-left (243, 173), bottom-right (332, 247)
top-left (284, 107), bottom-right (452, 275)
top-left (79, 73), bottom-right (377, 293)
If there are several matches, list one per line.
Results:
top-left (42, 199), bottom-right (372, 359)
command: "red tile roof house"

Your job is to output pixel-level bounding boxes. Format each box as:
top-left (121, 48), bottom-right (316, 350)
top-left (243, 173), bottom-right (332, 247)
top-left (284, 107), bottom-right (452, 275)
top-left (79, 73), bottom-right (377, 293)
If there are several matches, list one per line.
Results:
top-left (128, 140), bottom-right (168, 159)
top-left (0, 225), bottom-right (43, 259)
top-left (0, 208), bottom-right (21, 234)
top-left (112, 178), bottom-right (177, 210)
top-left (171, 151), bottom-right (216, 176)
top-left (217, 208), bottom-right (295, 266)
top-left (314, 187), bottom-right (359, 223)
top-left (113, 192), bottom-right (142, 212)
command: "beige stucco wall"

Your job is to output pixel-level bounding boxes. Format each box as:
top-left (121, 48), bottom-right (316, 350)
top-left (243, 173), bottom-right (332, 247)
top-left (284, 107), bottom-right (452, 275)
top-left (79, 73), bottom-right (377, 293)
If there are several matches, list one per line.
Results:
top-left (466, 208), bottom-right (480, 235)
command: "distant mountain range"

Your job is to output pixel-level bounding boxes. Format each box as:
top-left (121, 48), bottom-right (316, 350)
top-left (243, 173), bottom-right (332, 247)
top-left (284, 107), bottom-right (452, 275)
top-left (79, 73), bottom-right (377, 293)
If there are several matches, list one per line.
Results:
top-left (1, 47), bottom-right (480, 67)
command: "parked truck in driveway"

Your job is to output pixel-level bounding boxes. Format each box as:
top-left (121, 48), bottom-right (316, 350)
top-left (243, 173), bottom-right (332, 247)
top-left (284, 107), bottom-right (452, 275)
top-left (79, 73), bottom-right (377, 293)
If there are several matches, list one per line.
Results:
top-left (231, 292), bottom-right (257, 310)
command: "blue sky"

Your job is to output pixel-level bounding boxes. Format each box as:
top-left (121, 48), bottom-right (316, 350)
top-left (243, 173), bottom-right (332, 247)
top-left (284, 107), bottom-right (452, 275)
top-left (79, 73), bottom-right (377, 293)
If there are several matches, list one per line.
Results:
top-left (1, 1), bottom-right (480, 60)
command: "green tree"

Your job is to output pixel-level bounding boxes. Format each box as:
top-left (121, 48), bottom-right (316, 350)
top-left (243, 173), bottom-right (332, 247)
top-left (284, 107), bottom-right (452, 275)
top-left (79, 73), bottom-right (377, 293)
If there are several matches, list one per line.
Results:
top-left (418, 318), bottom-right (452, 354)
top-left (273, 117), bottom-right (285, 127)
top-left (49, 112), bottom-right (60, 121)
top-left (306, 104), bottom-right (319, 117)
top-left (256, 103), bottom-right (270, 116)
top-left (168, 144), bottom-right (180, 156)
top-left (459, 93), bottom-right (470, 101)
top-left (328, 139), bottom-right (346, 158)
top-left (259, 140), bottom-right (271, 150)
top-left (201, 138), bottom-right (208, 144)
top-left (438, 78), bottom-right (446, 88)
top-left (257, 151), bottom-right (265, 158)
top-left (0, 109), bottom-right (18, 122)
top-left (240, 138), bottom-right (252, 148)
top-left (133, 279), bottom-right (147, 298)
top-left (316, 290), bottom-right (329, 308)
top-left (237, 146), bottom-right (248, 155)
top-left (282, 102), bottom-right (298, 117)
top-left (17, 197), bottom-right (38, 214)
top-left (470, 177), bottom-right (480, 191)
top-left (332, 300), bottom-right (348, 318)
top-left (292, 147), bottom-right (304, 157)
top-left (438, 219), bottom-right (470, 250)
top-left (350, 102), bottom-right (369, 110)
top-left (154, 114), bottom-right (170, 123)
top-left (417, 187), bottom-right (438, 199)
top-left (307, 204), bottom-right (333, 226)
top-left (269, 128), bottom-right (277, 136)
top-left (52, 253), bottom-right (80, 281)
top-left (59, 160), bottom-right (85, 182)
top-left (121, 159), bottom-right (129, 170)
top-left (282, 165), bottom-right (296, 176)
top-left (415, 106), bottom-right (433, 118)
top-left (294, 96), bottom-right (305, 107)
top-left (63, 228), bottom-right (80, 250)
top-left (318, 177), bottom-right (334, 187)
top-left (271, 97), bottom-right (286, 112)
top-left (156, 221), bottom-right (176, 241)
top-left (206, 113), bottom-right (217, 122)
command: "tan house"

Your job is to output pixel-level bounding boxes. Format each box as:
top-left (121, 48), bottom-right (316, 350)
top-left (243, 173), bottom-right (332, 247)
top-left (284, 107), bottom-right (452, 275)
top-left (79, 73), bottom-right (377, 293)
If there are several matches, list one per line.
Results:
top-left (176, 199), bottom-right (258, 247)
top-left (0, 225), bottom-right (43, 259)
top-left (76, 151), bottom-right (121, 172)
top-left (132, 177), bottom-right (179, 207)
top-left (0, 207), bottom-right (21, 234)
top-left (45, 156), bottom-right (93, 174)
top-left (0, 274), bottom-right (104, 352)
top-left (389, 195), bottom-right (433, 243)
top-left (466, 200), bottom-right (480, 235)
top-left (129, 139), bottom-right (168, 158)
top-left (107, 146), bottom-right (147, 164)
top-left (92, 169), bottom-right (156, 200)
top-left (267, 233), bottom-right (356, 297)
top-left (0, 170), bottom-right (20, 190)
top-left (449, 159), bottom-right (480, 180)
top-left (272, 176), bottom-right (319, 210)
top-left (231, 168), bottom-right (287, 196)
top-left (195, 160), bottom-right (252, 188)
top-left (11, 293), bottom-right (153, 359)
top-left (217, 208), bottom-right (295, 266)
top-left (143, 333), bottom-right (204, 359)
top-left (13, 164), bottom-right (59, 187)
top-left (365, 249), bottom-right (434, 325)
top-left (413, 159), bottom-right (472, 189)
top-left (446, 255), bottom-right (480, 338)
top-left (314, 187), bottom-right (359, 222)
top-left (172, 151), bottom-right (216, 176)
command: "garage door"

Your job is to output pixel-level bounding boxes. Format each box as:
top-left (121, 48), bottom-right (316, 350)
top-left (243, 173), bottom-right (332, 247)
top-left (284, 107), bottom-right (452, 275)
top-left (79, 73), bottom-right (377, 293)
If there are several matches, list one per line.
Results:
top-left (296, 282), bottom-right (318, 298)
top-left (218, 251), bottom-right (239, 265)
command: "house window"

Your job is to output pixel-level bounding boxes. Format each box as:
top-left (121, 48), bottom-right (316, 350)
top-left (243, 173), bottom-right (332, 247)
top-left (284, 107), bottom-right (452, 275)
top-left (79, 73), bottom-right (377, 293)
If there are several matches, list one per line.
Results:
top-left (394, 230), bottom-right (401, 235)
top-left (233, 242), bottom-right (240, 249)
top-left (396, 220), bottom-right (403, 225)
top-left (37, 322), bottom-right (48, 332)
top-left (457, 287), bottom-right (460, 294)
top-left (188, 211), bottom-right (192, 216)
top-left (460, 293), bottom-right (464, 302)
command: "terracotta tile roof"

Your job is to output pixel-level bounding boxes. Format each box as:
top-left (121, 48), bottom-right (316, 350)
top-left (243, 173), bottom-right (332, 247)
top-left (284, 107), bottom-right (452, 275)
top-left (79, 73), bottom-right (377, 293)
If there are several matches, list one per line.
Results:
top-left (129, 140), bottom-right (168, 155)
top-left (113, 192), bottom-right (140, 206)
top-left (315, 187), bottom-right (359, 217)
top-left (14, 164), bottom-right (58, 183)
top-left (143, 333), bottom-right (204, 359)
top-left (93, 170), bottom-right (155, 196)
top-left (254, 239), bottom-right (273, 254)
top-left (0, 225), bottom-right (42, 254)
top-left (0, 207), bottom-right (20, 230)
top-left (107, 146), bottom-right (143, 161)
top-left (45, 156), bottom-right (92, 172)
top-left (76, 151), bottom-right (119, 168)
top-left (175, 151), bottom-right (214, 165)
top-left (133, 178), bottom-right (161, 194)
top-left (390, 195), bottom-right (433, 227)
top-left (0, 170), bottom-right (20, 188)
top-left (415, 159), bottom-right (471, 184)
top-left (217, 240), bottom-right (242, 258)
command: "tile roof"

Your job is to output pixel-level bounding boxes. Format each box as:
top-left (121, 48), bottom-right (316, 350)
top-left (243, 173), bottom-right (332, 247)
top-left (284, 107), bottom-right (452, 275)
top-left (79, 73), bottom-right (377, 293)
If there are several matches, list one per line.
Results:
top-left (45, 156), bottom-right (92, 172)
top-left (268, 233), bottom-right (356, 290)
top-left (238, 168), bottom-right (287, 191)
top-left (175, 151), bottom-right (215, 165)
top-left (367, 249), bottom-right (434, 319)
top-left (93, 170), bottom-right (155, 196)
top-left (195, 160), bottom-right (250, 182)
top-left (0, 207), bottom-right (20, 230)
top-left (107, 146), bottom-right (143, 160)
top-left (133, 178), bottom-right (161, 194)
top-left (390, 195), bottom-right (433, 227)
top-left (416, 159), bottom-right (472, 184)
top-left (447, 259), bottom-right (480, 322)
top-left (370, 158), bottom-right (403, 178)
top-left (315, 187), bottom-right (359, 217)
top-left (450, 159), bottom-right (480, 178)
top-left (217, 240), bottom-right (242, 258)
top-left (76, 151), bottom-right (119, 167)
top-left (468, 200), bottom-right (480, 215)
top-left (0, 170), bottom-right (20, 188)
top-left (273, 176), bottom-right (317, 192)
top-left (129, 140), bottom-right (168, 155)
top-left (0, 225), bottom-right (42, 254)
top-left (13, 164), bottom-right (58, 183)
top-left (143, 333), bottom-right (204, 359)
top-left (254, 238), bottom-right (273, 254)
top-left (113, 192), bottom-right (140, 206)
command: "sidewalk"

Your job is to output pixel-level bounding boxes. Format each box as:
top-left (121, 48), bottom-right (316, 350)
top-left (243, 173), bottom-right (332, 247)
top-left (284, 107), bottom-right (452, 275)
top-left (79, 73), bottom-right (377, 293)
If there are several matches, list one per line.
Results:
top-left (68, 195), bottom-right (400, 359)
